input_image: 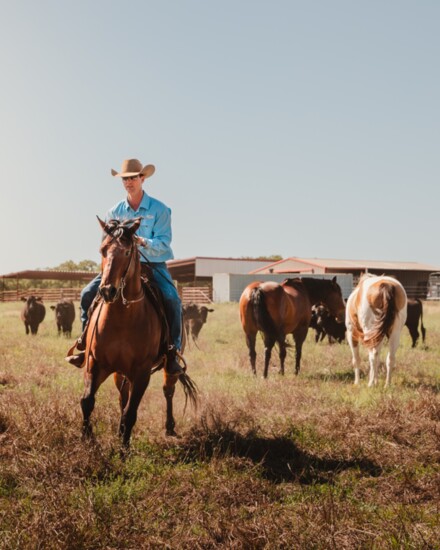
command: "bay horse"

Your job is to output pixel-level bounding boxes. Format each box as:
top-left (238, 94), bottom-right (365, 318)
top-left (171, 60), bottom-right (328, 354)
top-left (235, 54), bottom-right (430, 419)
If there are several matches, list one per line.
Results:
top-left (345, 274), bottom-right (407, 387)
top-left (79, 217), bottom-right (197, 447)
top-left (239, 277), bottom-right (346, 378)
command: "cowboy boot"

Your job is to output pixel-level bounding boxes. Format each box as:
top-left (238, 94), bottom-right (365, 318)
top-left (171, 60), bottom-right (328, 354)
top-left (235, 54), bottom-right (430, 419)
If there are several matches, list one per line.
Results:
top-left (166, 345), bottom-right (184, 375)
top-left (65, 322), bottom-right (89, 367)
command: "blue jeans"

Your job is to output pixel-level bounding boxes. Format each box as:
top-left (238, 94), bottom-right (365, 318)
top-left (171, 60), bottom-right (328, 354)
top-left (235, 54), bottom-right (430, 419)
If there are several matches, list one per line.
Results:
top-left (80, 262), bottom-right (182, 350)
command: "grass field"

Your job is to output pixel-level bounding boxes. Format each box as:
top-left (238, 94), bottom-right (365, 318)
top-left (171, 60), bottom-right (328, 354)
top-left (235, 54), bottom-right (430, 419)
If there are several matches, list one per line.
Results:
top-left (0, 300), bottom-right (439, 549)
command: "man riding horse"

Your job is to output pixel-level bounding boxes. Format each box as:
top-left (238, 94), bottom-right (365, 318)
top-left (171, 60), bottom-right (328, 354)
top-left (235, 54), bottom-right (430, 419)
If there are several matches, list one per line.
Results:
top-left (66, 158), bottom-right (184, 375)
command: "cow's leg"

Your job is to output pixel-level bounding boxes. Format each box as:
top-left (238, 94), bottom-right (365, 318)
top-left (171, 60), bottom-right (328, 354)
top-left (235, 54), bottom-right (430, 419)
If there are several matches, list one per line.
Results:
top-left (24, 322), bottom-right (29, 335)
top-left (81, 361), bottom-right (110, 439)
top-left (278, 339), bottom-right (287, 375)
top-left (120, 372), bottom-right (150, 447)
top-left (367, 345), bottom-right (382, 387)
top-left (163, 372), bottom-right (179, 436)
top-left (263, 335), bottom-right (276, 379)
top-left (346, 327), bottom-right (361, 384)
top-left (293, 325), bottom-right (308, 375)
top-left (246, 333), bottom-right (257, 375)
top-left (407, 325), bottom-right (418, 348)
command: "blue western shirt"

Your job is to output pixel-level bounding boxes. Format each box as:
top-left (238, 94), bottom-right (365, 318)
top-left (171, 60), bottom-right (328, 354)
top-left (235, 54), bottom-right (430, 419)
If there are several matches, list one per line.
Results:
top-left (106, 191), bottom-right (174, 263)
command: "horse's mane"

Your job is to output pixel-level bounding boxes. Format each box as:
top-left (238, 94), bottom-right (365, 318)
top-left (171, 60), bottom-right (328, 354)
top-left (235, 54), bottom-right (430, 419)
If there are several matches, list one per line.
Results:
top-left (281, 278), bottom-right (303, 291)
top-left (282, 277), bottom-right (334, 291)
top-left (105, 218), bottom-right (137, 242)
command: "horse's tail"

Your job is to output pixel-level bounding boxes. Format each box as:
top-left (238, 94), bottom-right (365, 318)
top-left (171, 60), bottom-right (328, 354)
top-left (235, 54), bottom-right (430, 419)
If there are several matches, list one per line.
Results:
top-left (178, 372), bottom-right (198, 411)
top-left (364, 283), bottom-right (398, 349)
top-left (250, 287), bottom-right (283, 342)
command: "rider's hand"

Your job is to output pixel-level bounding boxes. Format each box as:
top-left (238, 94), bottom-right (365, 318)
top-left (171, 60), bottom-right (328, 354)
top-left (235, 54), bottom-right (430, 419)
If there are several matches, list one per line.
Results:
top-left (135, 236), bottom-right (148, 248)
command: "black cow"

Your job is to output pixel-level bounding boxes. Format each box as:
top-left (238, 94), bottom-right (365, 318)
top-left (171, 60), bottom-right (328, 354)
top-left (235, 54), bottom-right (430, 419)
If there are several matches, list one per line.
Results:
top-left (405, 298), bottom-right (426, 347)
top-left (310, 303), bottom-right (346, 344)
top-left (20, 296), bottom-right (46, 335)
top-left (182, 303), bottom-right (214, 343)
top-left (50, 300), bottom-right (76, 337)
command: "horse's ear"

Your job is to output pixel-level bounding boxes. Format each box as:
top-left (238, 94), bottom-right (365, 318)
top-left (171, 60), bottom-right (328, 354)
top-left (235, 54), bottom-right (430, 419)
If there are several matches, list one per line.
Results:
top-left (127, 217), bottom-right (142, 236)
top-left (97, 216), bottom-right (106, 231)
top-left (332, 276), bottom-right (337, 285)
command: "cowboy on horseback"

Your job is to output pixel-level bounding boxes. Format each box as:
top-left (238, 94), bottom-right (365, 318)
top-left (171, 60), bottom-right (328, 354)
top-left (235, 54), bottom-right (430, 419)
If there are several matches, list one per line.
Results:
top-left (66, 158), bottom-right (184, 375)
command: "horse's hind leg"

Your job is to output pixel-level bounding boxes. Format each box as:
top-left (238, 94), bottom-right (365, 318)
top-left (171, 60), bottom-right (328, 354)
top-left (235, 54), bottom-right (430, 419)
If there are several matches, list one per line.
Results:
top-left (81, 362), bottom-right (109, 438)
top-left (246, 333), bottom-right (257, 375)
top-left (293, 326), bottom-right (308, 375)
top-left (163, 373), bottom-right (178, 436)
top-left (367, 346), bottom-right (381, 387)
top-left (278, 339), bottom-right (287, 375)
top-left (263, 335), bottom-right (275, 379)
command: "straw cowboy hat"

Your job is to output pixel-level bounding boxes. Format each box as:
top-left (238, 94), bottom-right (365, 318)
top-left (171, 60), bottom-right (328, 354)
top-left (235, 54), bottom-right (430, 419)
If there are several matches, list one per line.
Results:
top-left (111, 159), bottom-right (155, 179)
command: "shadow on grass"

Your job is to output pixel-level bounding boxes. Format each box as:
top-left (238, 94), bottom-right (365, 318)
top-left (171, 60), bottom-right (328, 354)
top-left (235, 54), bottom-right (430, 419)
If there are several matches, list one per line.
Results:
top-left (308, 370), bottom-right (355, 383)
top-left (400, 380), bottom-right (440, 394)
top-left (179, 427), bottom-right (382, 484)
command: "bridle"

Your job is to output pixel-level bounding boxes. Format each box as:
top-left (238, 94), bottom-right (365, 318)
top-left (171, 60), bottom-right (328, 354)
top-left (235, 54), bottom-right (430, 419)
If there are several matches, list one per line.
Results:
top-left (99, 228), bottom-right (145, 307)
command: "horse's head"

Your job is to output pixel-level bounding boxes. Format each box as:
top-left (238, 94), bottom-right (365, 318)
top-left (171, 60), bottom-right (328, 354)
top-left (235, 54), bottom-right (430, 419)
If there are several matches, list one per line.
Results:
top-left (97, 216), bottom-right (142, 303)
top-left (323, 277), bottom-right (346, 322)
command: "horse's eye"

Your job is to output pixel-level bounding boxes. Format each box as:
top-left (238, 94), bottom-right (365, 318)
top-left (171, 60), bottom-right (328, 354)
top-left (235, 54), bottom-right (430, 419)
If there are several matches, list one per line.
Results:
top-left (125, 250), bottom-right (130, 257)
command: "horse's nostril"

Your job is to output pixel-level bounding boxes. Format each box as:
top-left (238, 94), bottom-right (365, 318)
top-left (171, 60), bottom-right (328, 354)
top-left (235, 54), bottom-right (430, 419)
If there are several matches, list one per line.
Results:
top-left (100, 285), bottom-right (118, 303)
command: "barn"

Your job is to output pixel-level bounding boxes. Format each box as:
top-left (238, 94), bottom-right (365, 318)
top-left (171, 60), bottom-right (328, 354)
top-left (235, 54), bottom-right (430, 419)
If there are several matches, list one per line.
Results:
top-left (249, 257), bottom-right (440, 299)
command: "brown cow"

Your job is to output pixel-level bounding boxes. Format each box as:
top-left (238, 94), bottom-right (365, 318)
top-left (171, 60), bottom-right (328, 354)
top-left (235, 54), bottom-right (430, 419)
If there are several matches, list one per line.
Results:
top-left (183, 303), bottom-right (214, 343)
top-left (50, 300), bottom-right (76, 337)
top-left (405, 298), bottom-right (426, 347)
top-left (21, 296), bottom-right (46, 335)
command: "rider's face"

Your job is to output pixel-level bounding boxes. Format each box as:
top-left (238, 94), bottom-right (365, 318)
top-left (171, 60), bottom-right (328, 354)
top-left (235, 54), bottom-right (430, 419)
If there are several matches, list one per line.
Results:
top-left (122, 174), bottom-right (144, 194)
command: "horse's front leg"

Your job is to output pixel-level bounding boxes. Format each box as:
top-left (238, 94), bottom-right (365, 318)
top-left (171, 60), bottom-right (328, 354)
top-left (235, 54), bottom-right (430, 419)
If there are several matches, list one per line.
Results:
top-left (114, 373), bottom-right (130, 438)
top-left (163, 372), bottom-right (179, 436)
top-left (119, 371), bottom-right (150, 447)
top-left (81, 360), bottom-right (109, 439)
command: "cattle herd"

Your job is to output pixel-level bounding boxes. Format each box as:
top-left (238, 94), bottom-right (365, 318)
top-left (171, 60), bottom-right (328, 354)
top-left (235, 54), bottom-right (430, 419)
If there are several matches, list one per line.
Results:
top-left (19, 276), bottom-right (428, 387)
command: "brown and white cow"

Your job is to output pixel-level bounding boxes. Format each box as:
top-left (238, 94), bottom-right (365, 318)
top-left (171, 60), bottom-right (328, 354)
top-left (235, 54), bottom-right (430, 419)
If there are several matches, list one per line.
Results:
top-left (50, 300), bottom-right (76, 337)
top-left (346, 274), bottom-right (407, 387)
top-left (21, 296), bottom-right (46, 335)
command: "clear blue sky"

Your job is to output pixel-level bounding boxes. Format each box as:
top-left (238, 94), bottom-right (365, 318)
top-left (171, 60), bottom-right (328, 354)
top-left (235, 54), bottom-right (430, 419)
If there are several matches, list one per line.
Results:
top-left (1, 1), bottom-right (439, 274)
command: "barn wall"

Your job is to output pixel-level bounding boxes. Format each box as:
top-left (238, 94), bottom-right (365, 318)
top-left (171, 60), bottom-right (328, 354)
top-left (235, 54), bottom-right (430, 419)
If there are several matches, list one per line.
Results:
top-left (195, 258), bottom-right (274, 277)
top-left (212, 273), bottom-right (354, 303)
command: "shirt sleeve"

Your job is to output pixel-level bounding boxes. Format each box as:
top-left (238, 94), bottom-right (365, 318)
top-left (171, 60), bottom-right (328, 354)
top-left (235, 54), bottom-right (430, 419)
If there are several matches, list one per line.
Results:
top-left (139, 206), bottom-right (172, 258)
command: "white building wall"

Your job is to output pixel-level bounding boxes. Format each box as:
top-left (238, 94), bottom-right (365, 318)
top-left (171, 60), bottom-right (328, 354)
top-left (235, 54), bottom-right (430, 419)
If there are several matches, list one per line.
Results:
top-left (212, 273), bottom-right (354, 303)
top-left (195, 258), bottom-right (274, 277)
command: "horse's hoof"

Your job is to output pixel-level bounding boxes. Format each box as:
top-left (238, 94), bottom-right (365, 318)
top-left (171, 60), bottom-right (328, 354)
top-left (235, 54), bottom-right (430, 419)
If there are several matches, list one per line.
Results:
top-left (166, 429), bottom-right (178, 437)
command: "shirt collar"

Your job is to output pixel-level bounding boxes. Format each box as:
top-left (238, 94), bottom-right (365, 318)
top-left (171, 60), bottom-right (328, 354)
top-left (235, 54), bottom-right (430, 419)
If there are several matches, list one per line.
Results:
top-left (123, 191), bottom-right (151, 213)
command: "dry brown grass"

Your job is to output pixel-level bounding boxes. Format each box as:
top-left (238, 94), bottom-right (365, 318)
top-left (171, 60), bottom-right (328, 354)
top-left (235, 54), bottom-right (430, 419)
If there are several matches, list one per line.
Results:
top-left (0, 300), bottom-right (439, 549)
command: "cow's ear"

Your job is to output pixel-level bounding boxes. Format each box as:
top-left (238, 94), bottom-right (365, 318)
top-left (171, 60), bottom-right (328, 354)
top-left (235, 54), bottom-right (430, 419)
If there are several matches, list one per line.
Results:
top-left (21, 297), bottom-right (27, 301)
